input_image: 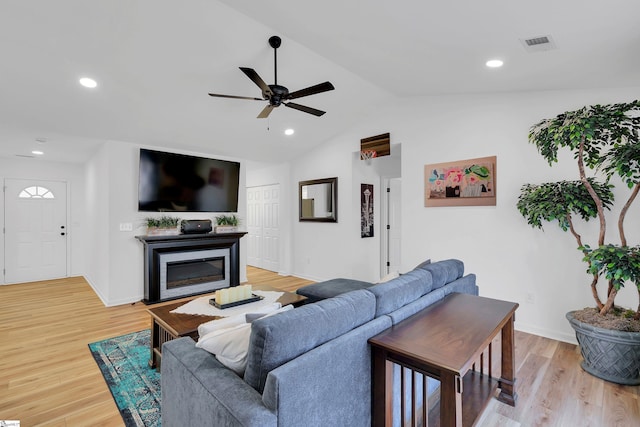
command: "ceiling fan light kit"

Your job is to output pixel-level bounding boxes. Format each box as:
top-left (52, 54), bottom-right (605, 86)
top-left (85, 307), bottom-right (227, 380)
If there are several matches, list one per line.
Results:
top-left (209, 36), bottom-right (335, 118)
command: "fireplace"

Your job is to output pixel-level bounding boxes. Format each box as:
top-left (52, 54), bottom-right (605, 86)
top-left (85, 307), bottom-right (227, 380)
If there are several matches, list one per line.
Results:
top-left (159, 249), bottom-right (229, 300)
top-left (136, 232), bottom-right (247, 304)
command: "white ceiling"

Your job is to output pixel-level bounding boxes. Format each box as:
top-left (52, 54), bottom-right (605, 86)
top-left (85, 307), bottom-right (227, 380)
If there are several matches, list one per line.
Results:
top-left (1, 0), bottom-right (638, 164)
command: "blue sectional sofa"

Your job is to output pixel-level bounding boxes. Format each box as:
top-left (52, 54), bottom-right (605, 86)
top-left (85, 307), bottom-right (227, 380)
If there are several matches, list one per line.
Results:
top-left (161, 259), bottom-right (478, 427)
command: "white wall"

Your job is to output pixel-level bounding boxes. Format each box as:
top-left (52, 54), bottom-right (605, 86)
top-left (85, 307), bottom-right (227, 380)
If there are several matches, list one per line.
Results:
top-left (0, 157), bottom-right (86, 284)
top-left (289, 86), bottom-right (640, 343)
top-left (83, 143), bottom-right (110, 301)
top-left (83, 140), bottom-right (248, 306)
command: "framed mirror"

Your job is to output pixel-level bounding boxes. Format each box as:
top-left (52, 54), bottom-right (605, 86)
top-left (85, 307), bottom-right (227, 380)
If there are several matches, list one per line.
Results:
top-left (299, 177), bottom-right (338, 222)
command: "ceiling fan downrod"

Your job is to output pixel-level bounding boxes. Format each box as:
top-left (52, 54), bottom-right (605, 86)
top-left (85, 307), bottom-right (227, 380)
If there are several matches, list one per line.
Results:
top-left (269, 36), bottom-right (281, 85)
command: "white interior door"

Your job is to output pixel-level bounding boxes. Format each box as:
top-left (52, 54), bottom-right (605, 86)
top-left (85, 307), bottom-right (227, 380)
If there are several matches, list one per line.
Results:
top-left (4, 179), bottom-right (68, 283)
top-left (246, 187), bottom-right (263, 267)
top-left (246, 184), bottom-right (280, 272)
top-left (261, 185), bottom-right (280, 272)
top-left (382, 178), bottom-right (402, 276)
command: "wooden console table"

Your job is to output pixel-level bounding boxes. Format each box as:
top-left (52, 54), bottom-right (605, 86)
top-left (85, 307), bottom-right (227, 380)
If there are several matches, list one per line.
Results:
top-left (369, 293), bottom-right (518, 427)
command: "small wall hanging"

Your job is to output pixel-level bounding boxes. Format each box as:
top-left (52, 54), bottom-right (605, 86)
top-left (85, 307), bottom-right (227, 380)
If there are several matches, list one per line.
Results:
top-left (361, 184), bottom-right (374, 237)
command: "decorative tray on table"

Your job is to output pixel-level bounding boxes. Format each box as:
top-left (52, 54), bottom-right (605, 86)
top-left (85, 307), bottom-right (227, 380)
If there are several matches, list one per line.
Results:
top-left (209, 294), bottom-right (264, 310)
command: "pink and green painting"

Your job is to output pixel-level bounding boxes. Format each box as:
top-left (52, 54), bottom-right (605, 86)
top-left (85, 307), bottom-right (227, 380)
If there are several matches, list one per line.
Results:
top-left (424, 156), bottom-right (496, 207)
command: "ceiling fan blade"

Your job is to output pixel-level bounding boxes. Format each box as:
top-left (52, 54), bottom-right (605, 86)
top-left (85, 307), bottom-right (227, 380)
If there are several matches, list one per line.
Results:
top-left (284, 102), bottom-right (326, 117)
top-left (208, 93), bottom-right (263, 101)
top-left (240, 67), bottom-right (272, 96)
top-left (257, 104), bottom-right (275, 119)
top-left (287, 82), bottom-right (335, 100)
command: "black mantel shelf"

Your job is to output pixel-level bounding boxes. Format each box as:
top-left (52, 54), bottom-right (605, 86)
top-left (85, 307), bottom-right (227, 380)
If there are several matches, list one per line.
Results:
top-left (136, 232), bottom-right (247, 304)
top-left (135, 231), bottom-right (247, 243)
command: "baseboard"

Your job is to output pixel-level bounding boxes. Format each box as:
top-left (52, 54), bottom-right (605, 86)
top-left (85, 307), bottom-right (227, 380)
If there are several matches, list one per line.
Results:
top-left (515, 321), bottom-right (577, 345)
top-left (83, 274), bottom-right (143, 307)
top-left (290, 272), bottom-right (326, 283)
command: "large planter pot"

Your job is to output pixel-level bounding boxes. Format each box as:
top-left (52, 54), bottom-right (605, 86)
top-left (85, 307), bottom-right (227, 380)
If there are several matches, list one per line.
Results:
top-left (566, 311), bottom-right (640, 385)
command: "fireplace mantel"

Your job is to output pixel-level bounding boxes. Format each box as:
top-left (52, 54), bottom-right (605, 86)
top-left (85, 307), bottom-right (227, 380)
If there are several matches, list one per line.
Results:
top-left (136, 232), bottom-right (247, 304)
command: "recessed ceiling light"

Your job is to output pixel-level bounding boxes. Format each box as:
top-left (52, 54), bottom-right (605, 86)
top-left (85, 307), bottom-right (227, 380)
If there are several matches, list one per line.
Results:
top-left (79, 77), bottom-right (98, 88)
top-left (284, 128), bottom-right (295, 136)
top-left (31, 150), bottom-right (44, 155)
top-left (486, 59), bottom-right (504, 68)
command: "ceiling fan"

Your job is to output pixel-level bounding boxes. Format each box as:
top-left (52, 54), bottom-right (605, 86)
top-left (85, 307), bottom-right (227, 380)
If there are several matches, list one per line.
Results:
top-left (208, 36), bottom-right (335, 118)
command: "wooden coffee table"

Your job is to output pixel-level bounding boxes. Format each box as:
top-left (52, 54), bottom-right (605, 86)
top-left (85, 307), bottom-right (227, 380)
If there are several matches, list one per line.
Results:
top-left (147, 284), bottom-right (307, 370)
top-left (369, 293), bottom-right (518, 427)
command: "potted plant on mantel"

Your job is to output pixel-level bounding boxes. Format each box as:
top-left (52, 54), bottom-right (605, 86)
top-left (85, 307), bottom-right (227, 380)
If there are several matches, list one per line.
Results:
top-left (214, 214), bottom-right (240, 233)
top-left (144, 215), bottom-right (182, 236)
top-left (517, 100), bottom-right (640, 385)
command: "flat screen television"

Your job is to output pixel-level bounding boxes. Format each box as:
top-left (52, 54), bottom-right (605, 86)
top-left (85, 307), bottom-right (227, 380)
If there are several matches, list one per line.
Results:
top-left (138, 148), bottom-right (240, 212)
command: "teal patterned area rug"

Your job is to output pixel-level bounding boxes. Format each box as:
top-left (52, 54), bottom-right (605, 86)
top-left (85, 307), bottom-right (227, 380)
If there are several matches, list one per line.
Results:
top-left (88, 330), bottom-right (161, 426)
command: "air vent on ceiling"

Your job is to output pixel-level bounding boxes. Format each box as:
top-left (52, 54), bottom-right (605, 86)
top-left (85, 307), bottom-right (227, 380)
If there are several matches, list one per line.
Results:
top-left (520, 35), bottom-right (557, 52)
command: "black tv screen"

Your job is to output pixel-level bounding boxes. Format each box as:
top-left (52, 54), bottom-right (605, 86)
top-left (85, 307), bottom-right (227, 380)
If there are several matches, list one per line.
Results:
top-left (138, 148), bottom-right (240, 212)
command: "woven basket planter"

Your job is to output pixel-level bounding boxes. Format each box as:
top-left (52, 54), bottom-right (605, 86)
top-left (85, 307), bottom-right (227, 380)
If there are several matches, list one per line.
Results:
top-left (566, 311), bottom-right (640, 385)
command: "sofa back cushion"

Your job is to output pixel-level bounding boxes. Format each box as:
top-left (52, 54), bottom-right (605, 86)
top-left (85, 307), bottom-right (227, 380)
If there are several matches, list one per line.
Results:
top-left (417, 259), bottom-right (464, 289)
top-left (244, 289), bottom-right (376, 393)
top-left (367, 268), bottom-right (433, 317)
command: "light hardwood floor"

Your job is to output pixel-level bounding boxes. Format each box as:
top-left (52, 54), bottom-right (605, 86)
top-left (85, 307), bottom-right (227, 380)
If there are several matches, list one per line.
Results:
top-left (1, 268), bottom-right (638, 426)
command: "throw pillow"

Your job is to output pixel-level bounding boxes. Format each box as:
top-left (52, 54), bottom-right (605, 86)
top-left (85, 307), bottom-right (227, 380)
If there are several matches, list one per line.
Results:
top-left (197, 313), bottom-right (247, 337)
top-left (196, 304), bottom-right (295, 375)
top-left (196, 322), bottom-right (252, 375)
top-left (197, 303), bottom-right (283, 336)
top-left (245, 304), bottom-right (294, 323)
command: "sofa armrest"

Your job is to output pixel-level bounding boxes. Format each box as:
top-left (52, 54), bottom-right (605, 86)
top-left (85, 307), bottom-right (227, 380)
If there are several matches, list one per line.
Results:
top-left (162, 337), bottom-right (276, 427)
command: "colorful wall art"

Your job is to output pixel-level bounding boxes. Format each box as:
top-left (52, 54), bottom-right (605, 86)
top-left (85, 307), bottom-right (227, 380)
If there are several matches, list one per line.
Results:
top-left (424, 156), bottom-right (497, 207)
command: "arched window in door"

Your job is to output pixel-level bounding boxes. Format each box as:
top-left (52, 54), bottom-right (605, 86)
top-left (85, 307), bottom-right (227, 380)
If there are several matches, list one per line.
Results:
top-left (18, 186), bottom-right (55, 199)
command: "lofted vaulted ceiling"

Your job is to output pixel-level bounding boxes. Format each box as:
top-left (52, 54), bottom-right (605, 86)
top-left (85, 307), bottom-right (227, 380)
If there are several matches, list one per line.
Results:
top-left (1, 0), bottom-right (638, 164)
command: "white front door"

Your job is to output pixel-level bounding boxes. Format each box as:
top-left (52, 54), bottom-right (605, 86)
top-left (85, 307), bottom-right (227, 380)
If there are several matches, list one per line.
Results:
top-left (246, 184), bottom-right (280, 272)
top-left (4, 179), bottom-right (68, 283)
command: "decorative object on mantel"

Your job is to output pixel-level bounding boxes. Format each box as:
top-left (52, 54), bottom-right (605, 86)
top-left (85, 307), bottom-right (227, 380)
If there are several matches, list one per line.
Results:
top-left (215, 214), bottom-right (240, 233)
top-left (144, 215), bottom-right (181, 235)
top-left (180, 219), bottom-right (212, 234)
top-left (361, 184), bottom-right (374, 238)
top-left (517, 100), bottom-right (640, 385)
top-left (424, 155), bottom-right (496, 207)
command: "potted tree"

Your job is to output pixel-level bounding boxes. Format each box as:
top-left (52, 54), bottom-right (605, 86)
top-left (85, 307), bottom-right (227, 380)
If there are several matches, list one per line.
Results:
top-left (214, 214), bottom-right (240, 233)
top-left (144, 215), bottom-right (182, 235)
top-left (517, 100), bottom-right (640, 385)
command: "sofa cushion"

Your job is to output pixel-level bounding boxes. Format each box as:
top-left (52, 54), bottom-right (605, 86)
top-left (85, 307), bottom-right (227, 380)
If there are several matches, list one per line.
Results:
top-left (417, 259), bottom-right (464, 289)
top-left (244, 289), bottom-right (376, 393)
top-left (414, 258), bottom-right (431, 270)
top-left (295, 278), bottom-right (374, 302)
top-left (440, 274), bottom-right (478, 296)
top-left (367, 268), bottom-right (433, 317)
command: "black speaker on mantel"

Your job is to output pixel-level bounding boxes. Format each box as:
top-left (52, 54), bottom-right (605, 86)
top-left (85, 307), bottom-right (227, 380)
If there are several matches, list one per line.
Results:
top-left (180, 219), bottom-right (212, 234)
